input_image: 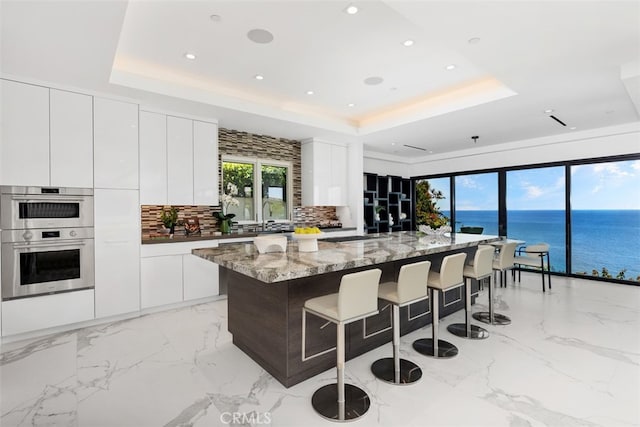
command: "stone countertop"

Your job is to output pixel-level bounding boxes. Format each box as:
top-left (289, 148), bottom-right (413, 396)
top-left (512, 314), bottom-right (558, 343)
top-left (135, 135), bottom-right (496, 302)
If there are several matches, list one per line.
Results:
top-left (192, 231), bottom-right (502, 283)
top-left (141, 227), bottom-right (357, 245)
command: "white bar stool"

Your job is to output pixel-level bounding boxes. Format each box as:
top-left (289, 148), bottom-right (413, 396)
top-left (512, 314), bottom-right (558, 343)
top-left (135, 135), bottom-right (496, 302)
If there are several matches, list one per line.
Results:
top-left (371, 260), bottom-right (431, 385)
top-left (413, 252), bottom-right (467, 359)
top-left (447, 245), bottom-right (493, 339)
top-left (473, 241), bottom-right (518, 325)
top-left (303, 268), bottom-right (382, 422)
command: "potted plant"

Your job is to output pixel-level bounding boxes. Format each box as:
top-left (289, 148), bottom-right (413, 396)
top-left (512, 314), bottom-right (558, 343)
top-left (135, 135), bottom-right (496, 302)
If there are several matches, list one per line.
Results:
top-left (213, 182), bottom-right (239, 234)
top-left (374, 205), bottom-right (385, 221)
top-left (160, 207), bottom-right (179, 236)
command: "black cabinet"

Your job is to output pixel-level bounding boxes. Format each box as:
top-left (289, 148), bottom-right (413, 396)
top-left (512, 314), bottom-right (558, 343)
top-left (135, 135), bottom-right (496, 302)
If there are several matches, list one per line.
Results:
top-left (363, 173), bottom-right (413, 233)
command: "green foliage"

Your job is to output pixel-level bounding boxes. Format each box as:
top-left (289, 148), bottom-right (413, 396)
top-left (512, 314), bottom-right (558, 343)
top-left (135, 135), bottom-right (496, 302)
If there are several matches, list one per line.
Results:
top-left (223, 162), bottom-right (253, 196)
top-left (415, 180), bottom-right (449, 228)
top-left (160, 207), bottom-right (178, 228)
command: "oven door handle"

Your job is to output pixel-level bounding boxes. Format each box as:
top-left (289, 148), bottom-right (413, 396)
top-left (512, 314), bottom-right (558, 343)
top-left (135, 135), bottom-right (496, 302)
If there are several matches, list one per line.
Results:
top-left (11, 240), bottom-right (87, 249)
top-left (9, 195), bottom-right (86, 202)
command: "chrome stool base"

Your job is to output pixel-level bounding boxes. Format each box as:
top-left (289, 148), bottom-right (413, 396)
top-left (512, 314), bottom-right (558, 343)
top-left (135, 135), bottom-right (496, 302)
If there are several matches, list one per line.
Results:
top-left (412, 338), bottom-right (458, 358)
top-left (472, 311), bottom-right (511, 325)
top-left (311, 383), bottom-right (370, 422)
top-left (371, 358), bottom-right (422, 385)
top-left (447, 323), bottom-right (490, 339)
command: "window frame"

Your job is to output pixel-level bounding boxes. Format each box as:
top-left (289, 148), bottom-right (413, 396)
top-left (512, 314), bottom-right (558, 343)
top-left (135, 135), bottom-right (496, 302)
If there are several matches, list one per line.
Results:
top-left (221, 155), bottom-right (293, 224)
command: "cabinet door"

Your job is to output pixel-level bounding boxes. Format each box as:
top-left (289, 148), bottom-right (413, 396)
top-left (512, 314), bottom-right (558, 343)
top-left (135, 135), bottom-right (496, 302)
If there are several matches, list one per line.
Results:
top-left (139, 111), bottom-right (168, 204)
top-left (94, 189), bottom-right (140, 318)
top-left (183, 254), bottom-right (219, 300)
top-left (93, 97), bottom-right (139, 189)
top-left (330, 144), bottom-right (348, 206)
top-left (50, 89), bottom-right (93, 188)
top-left (0, 79), bottom-right (49, 186)
top-left (193, 120), bottom-right (219, 205)
top-left (141, 256), bottom-right (183, 309)
top-left (167, 116), bottom-right (193, 204)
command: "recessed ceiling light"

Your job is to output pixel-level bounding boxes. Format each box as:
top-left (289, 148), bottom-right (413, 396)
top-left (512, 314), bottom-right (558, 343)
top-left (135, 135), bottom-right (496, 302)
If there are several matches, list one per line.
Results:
top-left (403, 39), bottom-right (414, 47)
top-left (391, 142), bottom-right (396, 146)
top-left (306, 90), bottom-right (314, 95)
top-left (247, 29), bottom-right (274, 44)
top-left (544, 109), bottom-right (554, 114)
top-left (348, 103), bottom-right (355, 107)
top-left (209, 14), bottom-right (221, 22)
top-left (445, 64), bottom-right (456, 71)
top-left (344, 4), bottom-right (358, 14)
top-left (254, 74), bottom-right (264, 80)
top-left (468, 37), bottom-right (481, 44)
top-left (570, 127), bottom-right (577, 130)
top-left (184, 52), bottom-right (197, 60)
top-left (429, 150), bottom-right (433, 154)
top-left (390, 87), bottom-right (397, 91)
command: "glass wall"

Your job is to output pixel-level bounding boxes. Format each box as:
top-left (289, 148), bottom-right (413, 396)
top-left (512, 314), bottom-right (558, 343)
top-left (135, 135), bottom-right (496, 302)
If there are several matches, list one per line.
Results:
top-left (506, 166), bottom-right (566, 273)
top-left (570, 160), bottom-right (640, 281)
top-left (454, 173), bottom-right (498, 235)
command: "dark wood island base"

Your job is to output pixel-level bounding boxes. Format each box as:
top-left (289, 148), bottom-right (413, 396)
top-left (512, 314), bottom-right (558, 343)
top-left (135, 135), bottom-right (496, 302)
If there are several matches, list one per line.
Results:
top-left (224, 248), bottom-right (478, 388)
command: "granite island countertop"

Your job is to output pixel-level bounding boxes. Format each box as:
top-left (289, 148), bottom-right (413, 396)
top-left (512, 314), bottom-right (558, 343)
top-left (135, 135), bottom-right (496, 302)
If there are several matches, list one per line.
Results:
top-left (192, 231), bottom-right (502, 283)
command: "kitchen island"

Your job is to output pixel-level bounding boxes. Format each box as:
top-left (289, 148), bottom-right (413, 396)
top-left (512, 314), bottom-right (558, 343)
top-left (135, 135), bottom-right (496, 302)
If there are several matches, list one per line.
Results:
top-left (193, 231), bottom-right (501, 387)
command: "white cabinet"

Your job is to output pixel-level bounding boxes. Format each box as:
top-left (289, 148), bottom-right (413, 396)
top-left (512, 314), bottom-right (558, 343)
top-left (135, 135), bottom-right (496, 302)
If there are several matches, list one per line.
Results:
top-left (301, 139), bottom-right (348, 206)
top-left (94, 189), bottom-right (140, 318)
top-left (167, 116), bottom-right (194, 204)
top-left (94, 97), bottom-right (139, 189)
top-left (141, 256), bottom-right (183, 309)
top-left (193, 120), bottom-right (219, 205)
top-left (139, 110), bottom-right (218, 205)
top-left (183, 254), bottom-right (219, 300)
top-left (1, 290), bottom-right (94, 336)
top-left (0, 79), bottom-right (50, 185)
top-left (50, 89), bottom-right (93, 187)
top-left (140, 111), bottom-right (168, 204)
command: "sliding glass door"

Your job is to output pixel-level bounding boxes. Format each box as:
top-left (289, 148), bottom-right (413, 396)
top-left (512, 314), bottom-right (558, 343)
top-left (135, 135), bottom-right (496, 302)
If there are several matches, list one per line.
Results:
top-left (454, 173), bottom-right (498, 235)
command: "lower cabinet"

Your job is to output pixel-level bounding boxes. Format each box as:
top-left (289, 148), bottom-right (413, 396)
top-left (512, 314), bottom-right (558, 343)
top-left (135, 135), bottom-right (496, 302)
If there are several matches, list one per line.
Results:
top-left (141, 256), bottom-right (183, 309)
top-left (1, 290), bottom-right (95, 336)
top-left (140, 241), bottom-right (220, 310)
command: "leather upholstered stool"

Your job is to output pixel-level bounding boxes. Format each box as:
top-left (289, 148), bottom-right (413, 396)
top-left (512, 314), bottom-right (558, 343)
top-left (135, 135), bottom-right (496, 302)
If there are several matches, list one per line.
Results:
top-left (302, 268), bottom-right (382, 422)
top-left (413, 252), bottom-right (467, 359)
top-left (447, 245), bottom-right (493, 339)
top-left (371, 260), bottom-right (431, 385)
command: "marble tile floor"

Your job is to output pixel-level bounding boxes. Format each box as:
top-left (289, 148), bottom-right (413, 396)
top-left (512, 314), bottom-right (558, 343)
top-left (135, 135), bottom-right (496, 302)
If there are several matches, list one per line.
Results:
top-left (1, 274), bottom-right (639, 427)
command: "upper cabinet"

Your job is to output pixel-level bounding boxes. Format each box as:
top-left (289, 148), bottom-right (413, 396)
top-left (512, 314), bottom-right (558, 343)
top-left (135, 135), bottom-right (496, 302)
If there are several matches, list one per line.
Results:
top-left (193, 120), bottom-right (218, 205)
top-left (140, 110), bottom-right (218, 206)
top-left (50, 89), bottom-right (93, 188)
top-left (301, 139), bottom-right (348, 206)
top-left (93, 97), bottom-right (139, 189)
top-left (1, 80), bottom-right (93, 187)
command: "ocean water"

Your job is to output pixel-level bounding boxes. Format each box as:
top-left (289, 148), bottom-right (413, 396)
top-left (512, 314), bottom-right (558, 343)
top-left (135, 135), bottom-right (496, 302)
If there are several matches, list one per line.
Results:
top-left (444, 210), bottom-right (640, 281)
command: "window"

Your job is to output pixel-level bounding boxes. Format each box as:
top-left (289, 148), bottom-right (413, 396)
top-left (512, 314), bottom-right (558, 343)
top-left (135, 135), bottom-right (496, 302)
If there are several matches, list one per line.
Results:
top-left (570, 160), bottom-right (640, 281)
top-left (222, 157), bottom-right (292, 223)
top-left (454, 173), bottom-right (498, 234)
top-left (506, 166), bottom-right (566, 273)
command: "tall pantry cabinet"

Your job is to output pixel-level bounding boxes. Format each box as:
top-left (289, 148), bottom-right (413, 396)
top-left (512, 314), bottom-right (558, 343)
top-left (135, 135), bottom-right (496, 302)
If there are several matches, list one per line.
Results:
top-left (93, 97), bottom-right (141, 319)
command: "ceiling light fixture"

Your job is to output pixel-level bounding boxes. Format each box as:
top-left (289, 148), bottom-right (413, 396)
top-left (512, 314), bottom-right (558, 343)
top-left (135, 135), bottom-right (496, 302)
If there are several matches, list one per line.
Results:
top-left (247, 29), bottom-right (274, 44)
top-left (254, 74), bottom-right (264, 80)
top-left (209, 14), bottom-right (221, 22)
top-left (445, 64), bottom-right (456, 71)
top-left (570, 127), bottom-right (577, 130)
top-left (403, 39), bottom-right (414, 47)
top-left (184, 52), bottom-right (197, 60)
top-left (345, 4), bottom-right (358, 14)
top-left (544, 109), bottom-right (554, 114)
top-left (348, 103), bottom-right (355, 107)
top-left (306, 90), bottom-right (314, 95)
top-left (364, 76), bottom-right (384, 85)
top-left (468, 37), bottom-right (481, 44)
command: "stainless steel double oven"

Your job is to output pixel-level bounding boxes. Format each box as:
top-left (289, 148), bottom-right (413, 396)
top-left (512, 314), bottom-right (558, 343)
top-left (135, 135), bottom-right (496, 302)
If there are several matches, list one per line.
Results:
top-left (1, 186), bottom-right (95, 300)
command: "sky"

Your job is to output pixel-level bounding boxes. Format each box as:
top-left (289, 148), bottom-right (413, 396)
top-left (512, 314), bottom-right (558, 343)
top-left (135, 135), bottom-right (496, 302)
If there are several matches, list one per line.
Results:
top-left (422, 159), bottom-right (640, 211)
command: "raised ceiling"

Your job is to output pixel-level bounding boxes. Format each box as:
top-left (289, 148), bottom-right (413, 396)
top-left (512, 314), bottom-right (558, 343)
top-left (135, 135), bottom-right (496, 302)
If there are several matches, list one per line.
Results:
top-left (2, 1), bottom-right (639, 159)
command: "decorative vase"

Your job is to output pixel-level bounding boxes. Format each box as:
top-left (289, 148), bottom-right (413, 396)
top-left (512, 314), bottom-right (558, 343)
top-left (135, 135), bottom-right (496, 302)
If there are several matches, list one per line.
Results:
top-left (219, 219), bottom-right (231, 234)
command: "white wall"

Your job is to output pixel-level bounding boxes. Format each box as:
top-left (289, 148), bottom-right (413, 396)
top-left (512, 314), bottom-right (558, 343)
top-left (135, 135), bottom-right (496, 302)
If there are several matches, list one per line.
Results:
top-left (364, 122), bottom-right (640, 177)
